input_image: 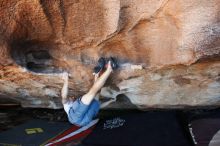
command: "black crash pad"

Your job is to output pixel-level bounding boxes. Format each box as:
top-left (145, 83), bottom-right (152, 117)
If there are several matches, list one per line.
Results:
top-left (82, 111), bottom-right (192, 146)
top-left (0, 119), bottom-right (71, 146)
top-left (186, 109), bottom-right (220, 146)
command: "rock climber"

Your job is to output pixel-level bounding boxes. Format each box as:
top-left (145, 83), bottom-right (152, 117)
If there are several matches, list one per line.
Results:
top-left (61, 57), bottom-right (118, 126)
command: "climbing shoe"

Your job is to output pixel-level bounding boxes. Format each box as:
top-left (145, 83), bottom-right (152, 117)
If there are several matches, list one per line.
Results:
top-left (93, 57), bottom-right (106, 74)
top-left (109, 57), bottom-right (118, 70)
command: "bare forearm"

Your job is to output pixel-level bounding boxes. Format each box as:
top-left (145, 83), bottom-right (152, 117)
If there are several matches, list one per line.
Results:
top-left (61, 73), bottom-right (69, 103)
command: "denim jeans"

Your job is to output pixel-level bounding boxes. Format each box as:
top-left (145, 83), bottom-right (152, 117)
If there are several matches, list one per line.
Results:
top-left (63, 98), bottom-right (100, 126)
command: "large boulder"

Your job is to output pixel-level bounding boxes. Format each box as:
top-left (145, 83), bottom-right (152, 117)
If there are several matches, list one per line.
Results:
top-left (0, 0), bottom-right (219, 109)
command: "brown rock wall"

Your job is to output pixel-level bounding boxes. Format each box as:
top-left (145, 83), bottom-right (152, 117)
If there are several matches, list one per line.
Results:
top-left (0, 0), bottom-right (219, 109)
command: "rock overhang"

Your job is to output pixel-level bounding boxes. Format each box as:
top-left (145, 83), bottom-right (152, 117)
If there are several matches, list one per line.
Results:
top-left (0, 0), bottom-right (219, 109)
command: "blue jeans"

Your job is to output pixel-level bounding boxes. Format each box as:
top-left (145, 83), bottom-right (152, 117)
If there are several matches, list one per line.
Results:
top-left (63, 98), bottom-right (100, 126)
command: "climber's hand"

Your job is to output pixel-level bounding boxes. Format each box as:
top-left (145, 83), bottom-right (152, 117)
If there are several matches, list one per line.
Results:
top-left (61, 72), bottom-right (69, 81)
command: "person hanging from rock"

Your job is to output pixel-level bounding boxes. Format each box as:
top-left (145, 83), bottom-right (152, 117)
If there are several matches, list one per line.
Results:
top-left (61, 57), bottom-right (118, 126)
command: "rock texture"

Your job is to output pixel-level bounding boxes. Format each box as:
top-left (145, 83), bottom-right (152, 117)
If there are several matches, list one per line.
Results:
top-left (0, 0), bottom-right (219, 109)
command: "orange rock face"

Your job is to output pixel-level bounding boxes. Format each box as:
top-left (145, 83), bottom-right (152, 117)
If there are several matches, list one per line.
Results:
top-left (0, 0), bottom-right (219, 109)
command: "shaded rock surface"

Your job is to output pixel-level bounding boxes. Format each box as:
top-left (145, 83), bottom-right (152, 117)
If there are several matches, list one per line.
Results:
top-left (0, 0), bottom-right (219, 109)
